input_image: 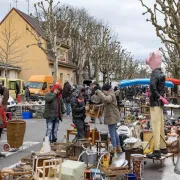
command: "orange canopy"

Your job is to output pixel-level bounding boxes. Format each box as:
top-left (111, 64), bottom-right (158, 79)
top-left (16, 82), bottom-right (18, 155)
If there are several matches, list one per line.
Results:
top-left (166, 78), bottom-right (180, 85)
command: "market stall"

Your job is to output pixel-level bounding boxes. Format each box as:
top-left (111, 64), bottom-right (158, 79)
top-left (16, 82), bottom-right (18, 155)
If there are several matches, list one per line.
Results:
top-left (119, 78), bottom-right (174, 88)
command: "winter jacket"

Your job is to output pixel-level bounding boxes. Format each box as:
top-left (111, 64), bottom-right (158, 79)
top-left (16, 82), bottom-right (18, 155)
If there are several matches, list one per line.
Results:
top-left (71, 97), bottom-right (86, 120)
top-left (125, 88), bottom-right (135, 101)
top-left (96, 89), bottom-right (120, 125)
top-left (150, 68), bottom-right (165, 107)
top-left (0, 86), bottom-right (9, 110)
top-left (62, 82), bottom-right (72, 99)
top-left (44, 92), bottom-right (65, 120)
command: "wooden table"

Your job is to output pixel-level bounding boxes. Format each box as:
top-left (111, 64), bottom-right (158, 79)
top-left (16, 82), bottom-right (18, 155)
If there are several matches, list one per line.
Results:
top-left (66, 129), bottom-right (77, 142)
top-left (164, 104), bottom-right (180, 116)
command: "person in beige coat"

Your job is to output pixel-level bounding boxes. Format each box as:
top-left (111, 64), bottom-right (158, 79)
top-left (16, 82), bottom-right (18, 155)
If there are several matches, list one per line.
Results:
top-left (95, 83), bottom-right (122, 153)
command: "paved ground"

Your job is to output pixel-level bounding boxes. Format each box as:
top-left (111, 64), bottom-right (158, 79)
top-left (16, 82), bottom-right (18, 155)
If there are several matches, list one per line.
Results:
top-left (0, 117), bottom-right (179, 179)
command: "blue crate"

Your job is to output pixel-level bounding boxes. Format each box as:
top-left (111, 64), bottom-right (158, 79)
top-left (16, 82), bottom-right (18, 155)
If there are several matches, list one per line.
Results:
top-left (22, 112), bottom-right (32, 119)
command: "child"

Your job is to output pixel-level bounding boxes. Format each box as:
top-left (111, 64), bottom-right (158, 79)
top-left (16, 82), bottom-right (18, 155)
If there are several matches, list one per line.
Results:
top-left (71, 88), bottom-right (86, 141)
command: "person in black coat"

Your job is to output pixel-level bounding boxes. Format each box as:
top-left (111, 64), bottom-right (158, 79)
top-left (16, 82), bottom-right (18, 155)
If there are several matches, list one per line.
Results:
top-left (71, 88), bottom-right (86, 140)
top-left (62, 80), bottom-right (72, 117)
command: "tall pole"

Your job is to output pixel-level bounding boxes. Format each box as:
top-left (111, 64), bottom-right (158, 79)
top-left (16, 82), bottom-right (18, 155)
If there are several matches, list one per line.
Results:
top-left (27, 0), bottom-right (30, 15)
top-left (14, 0), bottom-right (18, 8)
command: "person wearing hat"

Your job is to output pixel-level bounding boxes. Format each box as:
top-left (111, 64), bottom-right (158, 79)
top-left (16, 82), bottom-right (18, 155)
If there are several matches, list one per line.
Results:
top-left (71, 87), bottom-right (86, 141)
top-left (89, 81), bottom-right (103, 124)
top-left (95, 83), bottom-right (122, 153)
top-left (44, 84), bottom-right (65, 143)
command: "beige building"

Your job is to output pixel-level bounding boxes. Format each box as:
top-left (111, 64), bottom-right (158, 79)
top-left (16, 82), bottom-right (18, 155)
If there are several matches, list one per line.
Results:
top-left (0, 8), bottom-right (75, 85)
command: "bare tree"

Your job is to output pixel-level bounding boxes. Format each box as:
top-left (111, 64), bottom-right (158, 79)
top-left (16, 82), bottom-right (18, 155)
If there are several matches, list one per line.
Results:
top-left (115, 50), bottom-right (139, 80)
top-left (140, 0), bottom-right (180, 93)
top-left (69, 8), bottom-right (94, 84)
top-left (27, 0), bottom-right (73, 84)
top-left (140, 0), bottom-right (180, 54)
top-left (0, 19), bottom-right (25, 85)
top-left (160, 43), bottom-right (180, 78)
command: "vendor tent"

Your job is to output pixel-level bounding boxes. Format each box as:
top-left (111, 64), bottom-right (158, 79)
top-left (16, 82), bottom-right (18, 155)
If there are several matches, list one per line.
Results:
top-left (166, 78), bottom-right (180, 85)
top-left (119, 78), bottom-right (174, 88)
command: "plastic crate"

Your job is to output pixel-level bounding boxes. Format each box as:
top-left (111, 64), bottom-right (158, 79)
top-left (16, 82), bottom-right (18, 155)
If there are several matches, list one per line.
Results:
top-left (22, 111), bottom-right (32, 119)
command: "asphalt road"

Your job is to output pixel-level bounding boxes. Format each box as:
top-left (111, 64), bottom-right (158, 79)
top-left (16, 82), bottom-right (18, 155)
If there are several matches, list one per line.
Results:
top-left (0, 117), bottom-right (179, 180)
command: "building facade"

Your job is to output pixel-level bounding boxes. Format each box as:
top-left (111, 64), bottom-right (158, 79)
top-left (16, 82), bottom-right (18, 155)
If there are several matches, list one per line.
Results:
top-left (0, 8), bottom-right (75, 85)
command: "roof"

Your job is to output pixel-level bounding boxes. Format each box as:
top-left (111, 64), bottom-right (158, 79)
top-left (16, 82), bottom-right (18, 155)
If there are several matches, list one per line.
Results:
top-left (0, 63), bottom-right (21, 70)
top-left (0, 8), bottom-right (46, 39)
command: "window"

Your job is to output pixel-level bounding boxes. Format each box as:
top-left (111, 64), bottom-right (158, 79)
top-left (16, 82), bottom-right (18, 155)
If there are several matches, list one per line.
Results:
top-left (67, 74), bottom-right (70, 82)
top-left (26, 82), bottom-right (43, 89)
top-left (60, 73), bottom-right (63, 84)
top-left (42, 82), bottom-right (47, 90)
top-left (57, 49), bottom-right (67, 62)
top-left (52, 72), bottom-right (54, 76)
top-left (9, 81), bottom-right (16, 90)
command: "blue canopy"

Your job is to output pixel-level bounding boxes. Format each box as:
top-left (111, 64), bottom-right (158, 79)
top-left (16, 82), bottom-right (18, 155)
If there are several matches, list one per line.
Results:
top-left (119, 78), bottom-right (174, 88)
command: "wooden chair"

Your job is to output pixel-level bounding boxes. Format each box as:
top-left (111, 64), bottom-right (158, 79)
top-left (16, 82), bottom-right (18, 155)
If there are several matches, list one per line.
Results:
top-left (34, 159), bottom-right (62, 180)
top-left (86, 104), bottom-right (103, 118)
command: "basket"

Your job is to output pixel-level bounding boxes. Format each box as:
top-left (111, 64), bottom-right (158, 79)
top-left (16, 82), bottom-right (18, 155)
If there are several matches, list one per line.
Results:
top-left (7, 120), bottom-right (26, 148)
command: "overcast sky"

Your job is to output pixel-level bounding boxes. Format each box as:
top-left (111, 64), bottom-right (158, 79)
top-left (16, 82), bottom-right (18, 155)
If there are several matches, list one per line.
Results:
top-left (0, 0), bottom-right (162, 60)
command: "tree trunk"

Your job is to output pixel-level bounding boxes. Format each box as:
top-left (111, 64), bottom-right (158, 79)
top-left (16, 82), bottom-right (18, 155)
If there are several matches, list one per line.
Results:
top-left (103, 73), bottom-right (107, 85)
top-left (76, 72), bottom-right (80, 85)
top-left (95, 59), bottom-right (99, 83)
top-left (5, 67), bottom-right (8, 88)
top-left (54, 57), bottom-right (58, 84)
top-left (76, 66), bottom-right (83, 85)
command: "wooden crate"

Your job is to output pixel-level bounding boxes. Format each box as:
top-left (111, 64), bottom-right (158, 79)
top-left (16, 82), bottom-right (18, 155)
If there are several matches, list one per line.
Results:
top-left (51, 143), bottom-right (73, 158)
top-left (100, 164), bottom-right (129, 176)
